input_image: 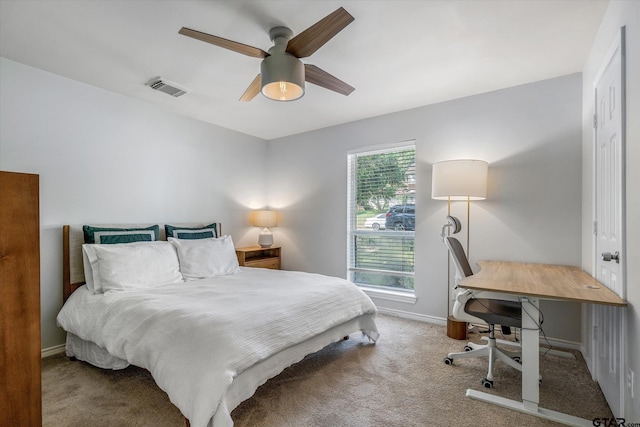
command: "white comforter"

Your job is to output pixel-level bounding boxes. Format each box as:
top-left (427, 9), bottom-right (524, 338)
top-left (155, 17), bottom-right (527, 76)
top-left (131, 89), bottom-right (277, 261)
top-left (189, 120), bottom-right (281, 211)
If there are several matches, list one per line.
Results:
top-left (57, 267), bottom-right (378, 426)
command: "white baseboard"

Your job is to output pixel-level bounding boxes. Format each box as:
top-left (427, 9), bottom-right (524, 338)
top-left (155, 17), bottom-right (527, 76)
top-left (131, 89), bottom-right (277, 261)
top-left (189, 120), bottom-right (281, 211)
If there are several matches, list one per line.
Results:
top-left (582, 352), bottom-right (595, 377)
top-left (377, 306), bottom-right (447, 326)
top-left (377, 308), bottom-right (582, 351)
top-left (41, 344), bottom-right (65, 358)
top-left (541, 336), bottom-right (582, 352)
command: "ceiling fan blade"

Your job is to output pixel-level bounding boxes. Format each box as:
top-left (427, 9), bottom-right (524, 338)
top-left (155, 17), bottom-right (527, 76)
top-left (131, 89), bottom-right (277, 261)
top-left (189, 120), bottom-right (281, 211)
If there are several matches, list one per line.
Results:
top-left (239, 74), bottom-right (262, 102)
top-left (179, 27), bottom-right (269, 59)
top-left (304, 64), bottom-right (354, 96)
top-left (286, 7), bottom-right (354, 58)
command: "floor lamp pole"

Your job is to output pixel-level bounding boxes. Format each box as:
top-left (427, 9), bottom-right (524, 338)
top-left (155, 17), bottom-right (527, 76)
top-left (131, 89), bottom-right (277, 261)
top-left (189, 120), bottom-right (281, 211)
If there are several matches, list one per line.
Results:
top-left (467, 196), bottom-right (470, 258)
top-left (446, 196), bottom-right (468, 340)
top-left (446, 197), bottom-right (451, 318)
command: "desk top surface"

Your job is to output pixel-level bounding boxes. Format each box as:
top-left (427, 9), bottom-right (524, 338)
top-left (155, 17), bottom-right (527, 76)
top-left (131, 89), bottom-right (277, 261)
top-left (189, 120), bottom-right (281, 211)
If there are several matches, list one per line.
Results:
top-left (460, 261), bottom-right (627, 306)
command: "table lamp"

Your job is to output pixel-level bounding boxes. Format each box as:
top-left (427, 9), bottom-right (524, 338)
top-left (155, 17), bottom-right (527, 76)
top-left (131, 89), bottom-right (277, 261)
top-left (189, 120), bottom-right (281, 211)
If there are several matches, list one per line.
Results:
top-left (253, 210), bottom-right (277, 248)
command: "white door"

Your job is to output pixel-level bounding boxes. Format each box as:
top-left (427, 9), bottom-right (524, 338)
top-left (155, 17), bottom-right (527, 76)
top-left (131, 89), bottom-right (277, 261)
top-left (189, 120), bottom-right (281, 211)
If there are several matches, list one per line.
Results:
top-left (593, 27), bottom-right (626, 418)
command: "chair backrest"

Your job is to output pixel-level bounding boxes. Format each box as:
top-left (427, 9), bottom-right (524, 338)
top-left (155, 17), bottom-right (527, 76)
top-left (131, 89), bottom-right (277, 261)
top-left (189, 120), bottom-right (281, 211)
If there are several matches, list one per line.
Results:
top-left (445, 237), bottom-right (474, 283)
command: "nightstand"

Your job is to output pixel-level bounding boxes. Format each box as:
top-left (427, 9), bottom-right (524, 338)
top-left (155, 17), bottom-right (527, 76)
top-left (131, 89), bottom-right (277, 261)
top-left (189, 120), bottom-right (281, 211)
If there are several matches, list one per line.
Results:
top-left (235, 246), bottom-right (281, 270)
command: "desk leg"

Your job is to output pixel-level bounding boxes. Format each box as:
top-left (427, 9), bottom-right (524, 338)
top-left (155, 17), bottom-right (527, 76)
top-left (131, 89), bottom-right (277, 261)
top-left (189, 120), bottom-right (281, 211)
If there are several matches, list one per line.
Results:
top-left (465, 296), bottom-right (594, 426)
top-left (521, 296), bottom-right (540, 411)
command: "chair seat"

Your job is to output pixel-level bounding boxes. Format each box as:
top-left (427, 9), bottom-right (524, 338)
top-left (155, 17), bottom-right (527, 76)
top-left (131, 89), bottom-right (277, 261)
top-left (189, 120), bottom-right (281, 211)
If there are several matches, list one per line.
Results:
top-left (465, 298), bottom-right (521, 328)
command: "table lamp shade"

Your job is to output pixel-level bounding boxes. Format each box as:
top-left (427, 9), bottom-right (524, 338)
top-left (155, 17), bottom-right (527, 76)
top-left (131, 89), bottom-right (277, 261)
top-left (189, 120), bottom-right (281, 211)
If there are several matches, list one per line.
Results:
top-left (253, 210), bottom-right (277, 228)
top-left (432, 159), bottom-right (488, 200)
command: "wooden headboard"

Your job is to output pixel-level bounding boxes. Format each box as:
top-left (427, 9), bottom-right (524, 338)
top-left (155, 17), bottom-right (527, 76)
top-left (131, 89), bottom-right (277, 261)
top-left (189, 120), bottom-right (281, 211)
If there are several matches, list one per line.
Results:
top-left (62, 223), bottom-right (222, 302)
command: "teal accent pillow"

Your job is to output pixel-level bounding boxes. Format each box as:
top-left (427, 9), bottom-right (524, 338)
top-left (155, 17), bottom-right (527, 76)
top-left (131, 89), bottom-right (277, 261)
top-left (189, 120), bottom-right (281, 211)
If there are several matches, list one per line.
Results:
top-left (83, 225), bottom-right (160, 244)
top-left (165, 223), bottom-right (218, 240)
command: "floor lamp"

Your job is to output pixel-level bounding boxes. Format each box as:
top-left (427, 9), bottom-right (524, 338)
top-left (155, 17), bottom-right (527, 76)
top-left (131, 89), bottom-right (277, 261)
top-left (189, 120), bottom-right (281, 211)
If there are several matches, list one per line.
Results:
top-left (432, 159), bottom-right (488, 339)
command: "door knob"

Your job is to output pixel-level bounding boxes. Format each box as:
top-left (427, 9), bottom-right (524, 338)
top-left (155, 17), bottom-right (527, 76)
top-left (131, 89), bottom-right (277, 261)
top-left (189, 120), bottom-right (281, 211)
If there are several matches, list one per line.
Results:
top-left (602, 251), bottom-right (620, 264)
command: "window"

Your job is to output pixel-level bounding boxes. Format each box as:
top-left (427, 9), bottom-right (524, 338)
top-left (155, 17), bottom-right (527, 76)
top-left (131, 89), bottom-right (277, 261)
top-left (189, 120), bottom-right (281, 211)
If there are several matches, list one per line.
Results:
top-left (347, 141), bottom-right (416, 293)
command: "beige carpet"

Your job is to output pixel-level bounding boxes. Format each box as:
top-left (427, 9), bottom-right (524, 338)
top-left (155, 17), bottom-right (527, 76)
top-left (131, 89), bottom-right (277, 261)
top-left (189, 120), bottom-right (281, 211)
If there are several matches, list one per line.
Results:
top-left (42, 314), bottom-right (613, 426)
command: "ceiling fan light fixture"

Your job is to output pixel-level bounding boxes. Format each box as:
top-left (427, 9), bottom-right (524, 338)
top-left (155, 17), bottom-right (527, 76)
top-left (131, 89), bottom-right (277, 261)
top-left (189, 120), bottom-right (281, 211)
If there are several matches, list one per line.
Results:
top-left (260, 53), bottom-right (304, 101)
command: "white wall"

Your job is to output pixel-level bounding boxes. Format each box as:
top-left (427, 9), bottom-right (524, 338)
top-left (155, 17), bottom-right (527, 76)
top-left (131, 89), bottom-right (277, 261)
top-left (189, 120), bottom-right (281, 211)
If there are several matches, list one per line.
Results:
top-left (0, 58), bottom-right (268, 349)
top-left (581, 0), bottom-right (640, 420)
top-left (0, 57), bottom-right (594, 350)
top-left (267, 73), bottom-right (584, 342)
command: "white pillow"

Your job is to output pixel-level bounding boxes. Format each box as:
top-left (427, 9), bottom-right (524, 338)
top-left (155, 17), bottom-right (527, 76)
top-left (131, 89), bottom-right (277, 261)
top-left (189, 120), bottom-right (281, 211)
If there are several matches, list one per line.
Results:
top-left (82, 244), bottom-right (101, 293)
top-left (169, 235), bottom-right (240, 279)
top-left (92, 241), bottom-right (184, 292)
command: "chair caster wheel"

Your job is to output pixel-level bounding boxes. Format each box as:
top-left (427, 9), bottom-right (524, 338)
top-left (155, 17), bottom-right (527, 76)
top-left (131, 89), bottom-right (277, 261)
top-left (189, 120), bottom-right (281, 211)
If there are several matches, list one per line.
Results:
top-left (444, 357), bottom-right (453, 365)
top-left (463, 345), bottom-right (473, 352)
top-left (481, 378), bottom-right (494, 388)
top-left (512, 356), bottom-right (521, 363)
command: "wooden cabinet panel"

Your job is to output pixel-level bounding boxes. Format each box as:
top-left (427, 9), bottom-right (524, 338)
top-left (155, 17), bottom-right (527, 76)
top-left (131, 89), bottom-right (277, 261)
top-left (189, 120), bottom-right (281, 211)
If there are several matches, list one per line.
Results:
top-left (0, 171), bottom-right (41, 426)
top-left (245, 258), bottom-right (281, 270)
top-left (235, 246), bottom-right (281, 270)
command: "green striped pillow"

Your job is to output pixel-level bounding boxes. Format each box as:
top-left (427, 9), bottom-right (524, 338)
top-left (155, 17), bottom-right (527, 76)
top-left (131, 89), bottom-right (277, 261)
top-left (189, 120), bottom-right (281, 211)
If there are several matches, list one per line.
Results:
top-left (165, 223), bottom-right (218, 240)
top-left (83, 225), bottom-right (160, 244)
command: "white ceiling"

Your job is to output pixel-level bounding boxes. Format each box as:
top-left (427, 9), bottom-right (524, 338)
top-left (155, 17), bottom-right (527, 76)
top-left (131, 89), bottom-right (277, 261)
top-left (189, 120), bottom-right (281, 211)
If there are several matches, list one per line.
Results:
top-left (0, 0), bottom-right (608, 140)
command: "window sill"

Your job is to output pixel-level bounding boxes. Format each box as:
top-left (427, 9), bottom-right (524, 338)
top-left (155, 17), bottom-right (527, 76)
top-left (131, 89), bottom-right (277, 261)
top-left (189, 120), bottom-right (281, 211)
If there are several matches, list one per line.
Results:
top-left (359, 286), bottom-right (417, 304)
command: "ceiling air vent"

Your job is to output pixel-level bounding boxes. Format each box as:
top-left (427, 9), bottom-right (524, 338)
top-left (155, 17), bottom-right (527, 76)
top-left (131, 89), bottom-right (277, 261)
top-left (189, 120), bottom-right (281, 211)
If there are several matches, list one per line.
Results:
top-left (146, 77), bottom-right (188, 97)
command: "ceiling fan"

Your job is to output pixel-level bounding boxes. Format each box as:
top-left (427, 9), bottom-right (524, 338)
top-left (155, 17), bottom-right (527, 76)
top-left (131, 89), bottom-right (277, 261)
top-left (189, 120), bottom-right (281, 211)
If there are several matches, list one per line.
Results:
top-left (178, 7), bottom-right (355, 102)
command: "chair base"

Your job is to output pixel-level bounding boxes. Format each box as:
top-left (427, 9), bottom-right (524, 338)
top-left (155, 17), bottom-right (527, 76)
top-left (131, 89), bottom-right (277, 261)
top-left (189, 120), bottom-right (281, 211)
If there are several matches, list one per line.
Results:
top-left (444, 326), bottom-right (524, 387)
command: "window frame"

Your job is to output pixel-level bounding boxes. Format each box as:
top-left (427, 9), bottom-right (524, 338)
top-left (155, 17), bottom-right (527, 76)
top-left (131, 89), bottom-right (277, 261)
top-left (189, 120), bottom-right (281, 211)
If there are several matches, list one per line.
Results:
top-left (346, 140), bottom-right (416, 300)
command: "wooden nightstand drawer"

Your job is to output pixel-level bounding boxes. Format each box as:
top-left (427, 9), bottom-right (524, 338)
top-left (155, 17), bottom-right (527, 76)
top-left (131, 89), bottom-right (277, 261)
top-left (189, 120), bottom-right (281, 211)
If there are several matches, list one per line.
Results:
top-left (245, 258), bottom-right (280, 270)
top-left (235, 246), bottom-right (281, 270)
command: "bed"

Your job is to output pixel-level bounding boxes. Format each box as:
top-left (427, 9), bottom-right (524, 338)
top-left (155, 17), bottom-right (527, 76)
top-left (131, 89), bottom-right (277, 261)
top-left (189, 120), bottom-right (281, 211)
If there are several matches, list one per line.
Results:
top-left (57, 223), bottom-right (379, 427)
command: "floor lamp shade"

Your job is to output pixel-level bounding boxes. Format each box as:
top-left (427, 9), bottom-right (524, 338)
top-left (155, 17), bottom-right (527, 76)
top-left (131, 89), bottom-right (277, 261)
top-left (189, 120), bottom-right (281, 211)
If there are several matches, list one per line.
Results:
top-left (253, 210), bottom-right (277, 248)
top-left (432, 159), bottom-right (488, 201)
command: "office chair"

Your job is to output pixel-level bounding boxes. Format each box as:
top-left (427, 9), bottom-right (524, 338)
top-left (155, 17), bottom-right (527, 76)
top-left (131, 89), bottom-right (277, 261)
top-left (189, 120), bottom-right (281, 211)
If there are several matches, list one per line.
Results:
top-left (443, 236), bottom-right (523, 388)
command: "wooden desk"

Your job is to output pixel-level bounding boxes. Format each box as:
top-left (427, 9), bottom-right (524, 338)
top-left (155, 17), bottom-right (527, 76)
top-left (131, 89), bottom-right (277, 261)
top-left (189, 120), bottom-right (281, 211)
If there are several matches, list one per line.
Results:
top-left (459, 261), bottom-right (627, 427)
top-left (462, 261), bottom-right (627, 306)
